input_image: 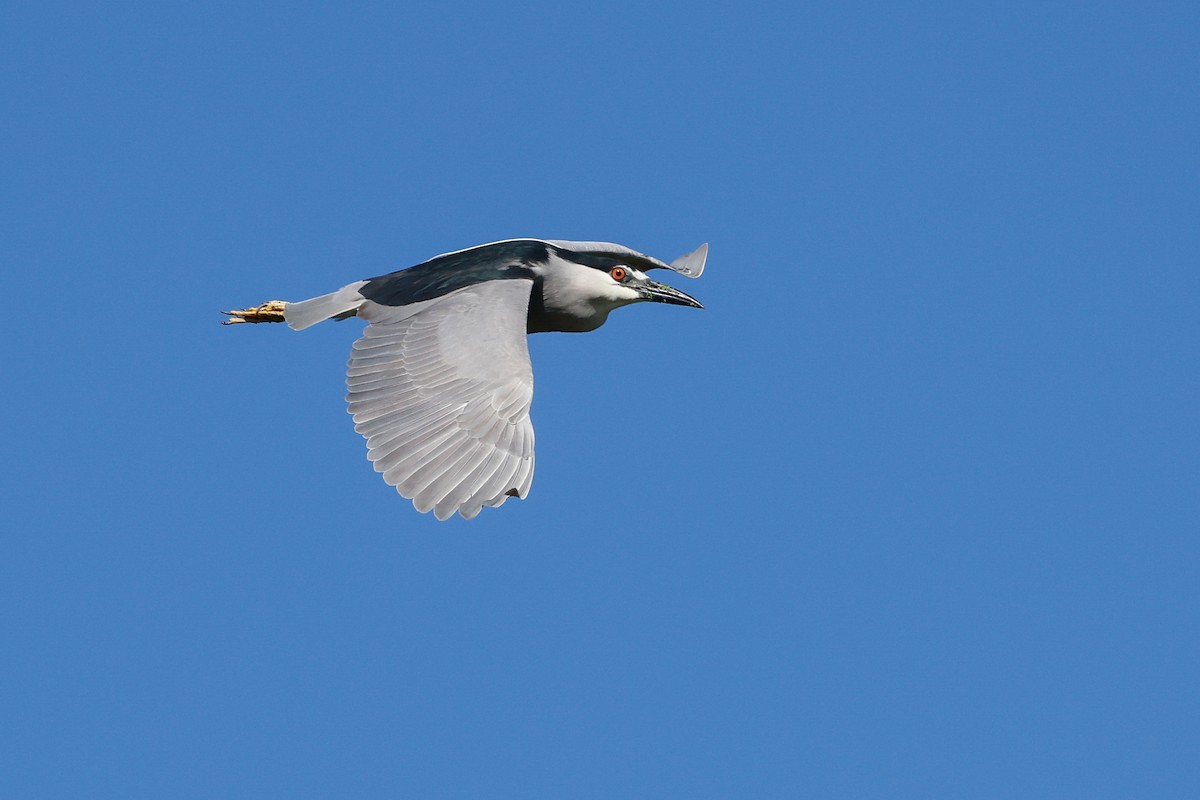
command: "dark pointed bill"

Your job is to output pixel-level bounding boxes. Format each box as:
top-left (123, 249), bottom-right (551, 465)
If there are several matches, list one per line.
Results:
top-left (641, 279), bottom-right (703, 308)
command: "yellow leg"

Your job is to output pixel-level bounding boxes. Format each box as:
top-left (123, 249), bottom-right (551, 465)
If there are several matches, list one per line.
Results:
top-left (222, 300), bottom-right (288, 325)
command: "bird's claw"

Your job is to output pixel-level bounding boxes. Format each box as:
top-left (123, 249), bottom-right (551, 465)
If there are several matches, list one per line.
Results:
top-left (222, 300), bottom-right (288, 325)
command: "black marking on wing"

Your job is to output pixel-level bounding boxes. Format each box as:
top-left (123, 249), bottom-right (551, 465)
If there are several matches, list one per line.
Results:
top-left (360, 240), bottom-right (549, 307)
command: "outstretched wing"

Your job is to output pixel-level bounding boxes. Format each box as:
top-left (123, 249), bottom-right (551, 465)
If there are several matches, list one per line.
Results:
top-left (345, 279), bottom-right (536, 520)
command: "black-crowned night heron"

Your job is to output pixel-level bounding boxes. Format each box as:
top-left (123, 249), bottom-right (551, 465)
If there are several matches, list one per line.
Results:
top-left (224, 238), bottom-right (707, 520)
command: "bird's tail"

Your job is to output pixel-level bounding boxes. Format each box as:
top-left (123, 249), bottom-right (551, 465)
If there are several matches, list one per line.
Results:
top-left (283, 281), bottom-right (369, 331)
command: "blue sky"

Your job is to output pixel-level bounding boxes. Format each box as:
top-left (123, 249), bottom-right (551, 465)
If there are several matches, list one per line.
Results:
top-left (2, 1), bottom-right (1197, 796)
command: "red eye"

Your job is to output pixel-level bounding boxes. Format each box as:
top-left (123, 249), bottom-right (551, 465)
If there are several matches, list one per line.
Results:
top-left (610, 267), bottom-right (627, 281)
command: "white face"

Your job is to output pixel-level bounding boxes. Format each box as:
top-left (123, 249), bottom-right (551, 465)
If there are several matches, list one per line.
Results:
top-left (533, 254), bottom-right (650, 332)
top-left (542, 255), bottom-right (646, 307)
top-left (600, 264), bottom-right (651, 304)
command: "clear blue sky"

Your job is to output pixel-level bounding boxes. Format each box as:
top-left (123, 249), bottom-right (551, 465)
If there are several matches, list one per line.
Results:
top-left (2, 1), bottom-right (1197, 797)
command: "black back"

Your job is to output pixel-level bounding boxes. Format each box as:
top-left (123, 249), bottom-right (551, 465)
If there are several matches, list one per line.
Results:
top-left (359, 240), bottom-right (549, 307)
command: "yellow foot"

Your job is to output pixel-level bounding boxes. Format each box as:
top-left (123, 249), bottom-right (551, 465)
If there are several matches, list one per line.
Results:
top-left (222, 300), bottom-right (288, 325)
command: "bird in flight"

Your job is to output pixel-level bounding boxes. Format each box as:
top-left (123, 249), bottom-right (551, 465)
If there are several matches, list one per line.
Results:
top-left (224, 238), bottom-right (707, 520)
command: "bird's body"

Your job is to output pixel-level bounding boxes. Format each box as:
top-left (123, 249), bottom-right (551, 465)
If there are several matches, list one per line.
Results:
top-left (225, 238), bottom-right (706, 520)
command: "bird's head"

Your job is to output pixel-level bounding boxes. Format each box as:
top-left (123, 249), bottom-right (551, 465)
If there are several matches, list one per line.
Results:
top-left (537, 240), bottom-right (706, 324)
top-left (594, 262), bottom-right (704, 309)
